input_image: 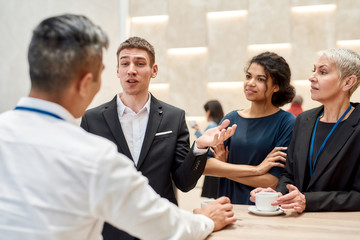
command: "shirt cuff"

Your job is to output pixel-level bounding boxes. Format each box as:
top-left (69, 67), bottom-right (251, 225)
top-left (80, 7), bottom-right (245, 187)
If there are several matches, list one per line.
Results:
top-left (193, 141), bottom-right (208, 156)
top-left (196, 214), bottom-right (215, 237)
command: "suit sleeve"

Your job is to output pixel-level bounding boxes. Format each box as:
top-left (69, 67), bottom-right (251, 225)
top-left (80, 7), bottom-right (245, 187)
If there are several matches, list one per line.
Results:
top-left (305, 140), bottom-right (360, 211)
top-left (276, 116), bottom-right (299, 194)
top-left (80, 114), bottom-right (89, 131)
top-left (91, 143), bottom-right (214, 240)
top-left (304, 188), bottom-right (360, 211)
top-left (171, 110), bottom-right (208, 192)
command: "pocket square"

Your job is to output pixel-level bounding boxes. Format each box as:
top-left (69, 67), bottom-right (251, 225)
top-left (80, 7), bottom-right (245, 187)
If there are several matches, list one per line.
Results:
top-left (155, 130), bottom-right (173, 136)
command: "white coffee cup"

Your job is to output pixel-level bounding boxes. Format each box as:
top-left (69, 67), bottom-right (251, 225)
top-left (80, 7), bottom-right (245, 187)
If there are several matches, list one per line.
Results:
top-left (201, 199), bottom-right (215, 208)
top-left (255, 192), bottom-right (279, 212)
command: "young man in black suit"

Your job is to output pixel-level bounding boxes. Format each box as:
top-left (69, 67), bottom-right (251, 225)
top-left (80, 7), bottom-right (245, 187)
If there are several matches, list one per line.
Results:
top-left (81, 36), bottom-right (237, 240)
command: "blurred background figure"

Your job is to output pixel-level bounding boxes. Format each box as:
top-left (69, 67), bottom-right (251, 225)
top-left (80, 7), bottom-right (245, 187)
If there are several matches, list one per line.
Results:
top-left (192, 100), bottom-right (224, 138)
top-left (191, 100), bottom-right (224, 199)
top-left (286, 95), bottom-right (304, 117)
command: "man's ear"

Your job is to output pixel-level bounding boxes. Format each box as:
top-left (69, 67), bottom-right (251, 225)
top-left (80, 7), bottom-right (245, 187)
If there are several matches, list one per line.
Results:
top-left (343, 75), bottom-right (357, 92)
top-left (116, 64), bottom-right (120, 78)
top-left (77, 72), bottom-right (93, 97)
top-left (151, 64), bottom-right (158, 78)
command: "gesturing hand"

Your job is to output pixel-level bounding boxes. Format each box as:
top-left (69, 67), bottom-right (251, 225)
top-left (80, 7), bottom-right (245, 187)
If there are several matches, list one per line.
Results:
top-left (196, 119), bottom-right (237, 149)
top-left (273, 184), bottom-right (306, 213)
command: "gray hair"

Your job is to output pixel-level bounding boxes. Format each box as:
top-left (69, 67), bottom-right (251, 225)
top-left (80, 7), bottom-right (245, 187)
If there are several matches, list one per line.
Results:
top-left (28, 14), bottom-right (109, 95)
top-left (319, 48), bottom-right (360, 96)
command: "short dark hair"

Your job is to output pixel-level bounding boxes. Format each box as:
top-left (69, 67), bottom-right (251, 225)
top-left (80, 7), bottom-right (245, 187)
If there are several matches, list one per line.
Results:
top-left (28, 14), bottom-right (109, 95)
top-left (116, 36), bottom-right (155, 66)
top-left (245, 52), bottom-right (295, 107)
top-left (204, 100), bottom-right (224, 124)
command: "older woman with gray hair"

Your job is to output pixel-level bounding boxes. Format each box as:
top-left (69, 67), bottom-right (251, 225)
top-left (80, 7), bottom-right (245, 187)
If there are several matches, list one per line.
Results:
top-left (251, 48), bottom-right (360, 212)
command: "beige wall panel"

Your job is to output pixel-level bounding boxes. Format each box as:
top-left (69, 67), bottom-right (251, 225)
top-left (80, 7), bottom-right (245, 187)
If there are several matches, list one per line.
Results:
top-left (291, 11), bottom-right (336, 80)
top-left (168, 0), bottom-right (207, 48)
top-left (207, 15), bottom-right (248, 83)
top-left (206, 84), bottom-right (248, 116)
top-left (130, 21), bottom-right (168, 83)
top-left (351, 92), bottom-right (360, 104)
top-left (148, 88), bottom-right (170, 104)
top-left (248, 0), bottom-right (291, 44)
top-left (0, 0), bottom-right (120, 112)
top-left (336, 0), bottom-right (360, 40)
top-left (207, 0), bottom-right (248, 11)
top-left (130, 0), bottom-right (168, 17)
top-left (168, 53), bottom-right (208, 116)
top-left (291, 0), bottom-right (335, 6)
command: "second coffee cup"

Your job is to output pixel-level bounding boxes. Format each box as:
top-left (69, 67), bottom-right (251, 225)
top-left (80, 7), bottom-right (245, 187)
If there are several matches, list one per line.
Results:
top-left (255, 192), bottom-right (279, 212)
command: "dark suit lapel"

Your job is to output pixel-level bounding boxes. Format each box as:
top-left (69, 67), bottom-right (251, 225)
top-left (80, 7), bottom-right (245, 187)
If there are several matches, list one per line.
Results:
top-left (103, 96), bottom-right (133, 161)
top-left (297, 108), bottom-right (322, 191)
top-left (137, 96), bottom-right (163, 170)
top-left (308, 104), bottom-right (360, 189)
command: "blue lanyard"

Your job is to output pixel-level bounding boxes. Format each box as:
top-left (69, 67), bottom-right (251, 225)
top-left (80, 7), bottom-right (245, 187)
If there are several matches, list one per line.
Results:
top-left (309, 105), bottom-right (351, 178)
top-left (14, 106), bottom-right (64, 120)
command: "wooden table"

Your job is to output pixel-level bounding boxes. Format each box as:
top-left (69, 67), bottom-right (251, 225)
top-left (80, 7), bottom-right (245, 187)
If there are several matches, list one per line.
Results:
top-left (206, 205), bottom-right (360, 240)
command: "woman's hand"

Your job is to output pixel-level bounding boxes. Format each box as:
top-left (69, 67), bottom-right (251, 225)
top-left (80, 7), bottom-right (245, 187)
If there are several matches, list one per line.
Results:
top-left (273, 184), bottom-right (306, 213)
top-left (249, 187), bottom-right (280, 203)
top-left (210, 143), bottom-right (229, 162)
top-left (256, 147), bottom-right (287, 175)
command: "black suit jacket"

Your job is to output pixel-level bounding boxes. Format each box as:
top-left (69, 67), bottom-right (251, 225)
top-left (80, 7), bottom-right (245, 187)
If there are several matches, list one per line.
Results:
top-left (81, 94), bottom-right (208, 240)
top-left (277, 103), bottom-right (360, 211)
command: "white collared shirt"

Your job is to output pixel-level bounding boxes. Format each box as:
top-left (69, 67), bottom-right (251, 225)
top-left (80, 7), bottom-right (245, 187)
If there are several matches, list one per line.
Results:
top-left (0, 97), bottom-right (214, 240)
top-left (116, 93), bottom-right (151, 165)
top-left (116, 93), bottom-right (207, 163)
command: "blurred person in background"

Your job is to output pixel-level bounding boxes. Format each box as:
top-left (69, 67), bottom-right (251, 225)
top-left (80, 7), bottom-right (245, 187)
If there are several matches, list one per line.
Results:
top-left (287, 95), bottom-right (304, 117)
top-left (251, 48), bottom-right (360, 213)
top-left (204, 52), bottom-right (296, 205)
top-left (191, 100), bottom-right (224, 199)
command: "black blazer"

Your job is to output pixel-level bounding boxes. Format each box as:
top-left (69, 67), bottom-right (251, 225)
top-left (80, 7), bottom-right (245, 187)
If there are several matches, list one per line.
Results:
top-left (277, 103), bottom-right (360, 211)
top-left (81, 94), bottom-right (208, 240)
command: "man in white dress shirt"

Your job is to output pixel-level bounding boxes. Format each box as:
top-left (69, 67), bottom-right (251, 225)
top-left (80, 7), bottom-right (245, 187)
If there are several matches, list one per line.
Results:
top-left (0, 14), bottom-right (237, 240)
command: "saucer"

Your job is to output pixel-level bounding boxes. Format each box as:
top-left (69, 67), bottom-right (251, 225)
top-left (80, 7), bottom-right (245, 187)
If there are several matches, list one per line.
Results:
top-left (248, 206), bottom-right (284, 216)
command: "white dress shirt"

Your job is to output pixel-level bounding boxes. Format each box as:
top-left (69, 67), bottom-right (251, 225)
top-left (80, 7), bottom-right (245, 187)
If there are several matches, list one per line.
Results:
top-left (0, 97), bottom-right (214, 240)
top-left (116, 93), bottom-right (207, 165)
top-left (116, 93), bottom-right (150, 165)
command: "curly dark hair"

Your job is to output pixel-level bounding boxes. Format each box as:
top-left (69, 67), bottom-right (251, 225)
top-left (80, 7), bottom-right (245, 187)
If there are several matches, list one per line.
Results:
top-left (245, 52), bottom-right (295, 107)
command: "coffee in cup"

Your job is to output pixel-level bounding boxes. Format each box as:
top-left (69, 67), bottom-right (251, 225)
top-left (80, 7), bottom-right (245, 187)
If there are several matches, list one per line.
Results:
top-left (255, 192), bottom-right (279, 212)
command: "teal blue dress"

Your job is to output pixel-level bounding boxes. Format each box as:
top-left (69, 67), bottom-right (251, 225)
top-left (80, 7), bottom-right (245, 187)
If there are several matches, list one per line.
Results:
top-left (218, 110), bottom-right (295, 204)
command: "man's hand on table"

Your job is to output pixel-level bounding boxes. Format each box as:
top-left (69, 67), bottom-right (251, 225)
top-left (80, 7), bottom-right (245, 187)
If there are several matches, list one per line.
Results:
top-left (193, 196), bottom-right (237, 231)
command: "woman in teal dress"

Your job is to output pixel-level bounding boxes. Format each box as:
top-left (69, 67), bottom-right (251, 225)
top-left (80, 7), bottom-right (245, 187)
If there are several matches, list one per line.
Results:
top-left (204, 52), bottom-right (296, 204)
